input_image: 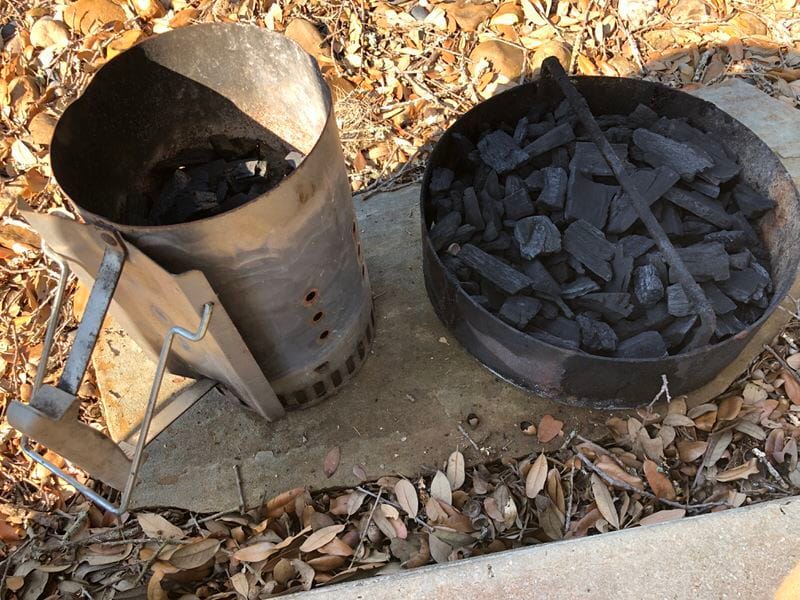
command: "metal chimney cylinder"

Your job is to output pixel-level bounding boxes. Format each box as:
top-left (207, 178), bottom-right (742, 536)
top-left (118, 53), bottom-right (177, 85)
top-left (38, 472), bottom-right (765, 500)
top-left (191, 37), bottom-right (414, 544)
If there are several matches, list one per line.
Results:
top-left (49, 24), bottom-right (374, 408)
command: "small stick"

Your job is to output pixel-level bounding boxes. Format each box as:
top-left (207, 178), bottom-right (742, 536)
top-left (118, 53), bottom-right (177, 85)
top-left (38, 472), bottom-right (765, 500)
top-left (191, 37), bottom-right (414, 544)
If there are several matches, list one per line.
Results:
top-left (576, 452), bottom-right (725, 511)
top-left (541, 57), bottom-right (716, 349)
top-left (234, 464), bottom-right (246, 513)
top-left (457, 424), bottom-right (481, 453)
top-left (752, 448), bottom-right (789, 489)
top-left (350, 488), bottom-right (382, 568)
top-left (356, 486), bottom-right (434, 532)
top-left (568, 0), bottom-right (596, 73)
top-left (565, 464), bottom-right (575, 531)
top-left (134, 540), bottom-right (168, 586)
top-left (648, 374), bottom-right (672, 409)
top-left (763, 345), bottom-right (800, 387)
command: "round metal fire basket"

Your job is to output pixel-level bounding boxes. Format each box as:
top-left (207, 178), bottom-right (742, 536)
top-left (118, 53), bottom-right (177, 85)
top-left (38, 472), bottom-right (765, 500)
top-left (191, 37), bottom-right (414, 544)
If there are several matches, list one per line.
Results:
top-left (50, 24), bottom-right (374, 408)
top-left (421, 76), bottom-right (800, 409)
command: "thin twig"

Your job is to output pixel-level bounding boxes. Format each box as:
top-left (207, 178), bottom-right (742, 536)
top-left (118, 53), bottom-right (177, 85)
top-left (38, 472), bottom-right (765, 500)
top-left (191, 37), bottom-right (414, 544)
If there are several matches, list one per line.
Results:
top-left (457, 424), bottom-right (481, 453)
top-left (752, 448), bottom-right (790, 489)
top-left (350, 488), bottom-right (382, 568)
top-left (234, 464), bottom-right (246, 514)
top-left (576, 452), bottom-right (725, 511)
top-left (764, 345), bottom-right (800, 387)
top-left (569, 0), bottom-right (596, 73)
top-left (134, 540), bottom-right (168, 585)
top-left (565, 465), bottom-right (575, 531)
top-left (648, 374), bottom-right (672, 409)
top-left (356, 486), bottom-right (434, 532)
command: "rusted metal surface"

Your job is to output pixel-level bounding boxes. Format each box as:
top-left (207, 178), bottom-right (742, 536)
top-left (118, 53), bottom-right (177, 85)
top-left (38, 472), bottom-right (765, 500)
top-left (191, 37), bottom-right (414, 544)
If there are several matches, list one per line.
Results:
top-left (49, 24), bottom-right (374, 408)
top-left (421, 76), bottom-right (800, 409)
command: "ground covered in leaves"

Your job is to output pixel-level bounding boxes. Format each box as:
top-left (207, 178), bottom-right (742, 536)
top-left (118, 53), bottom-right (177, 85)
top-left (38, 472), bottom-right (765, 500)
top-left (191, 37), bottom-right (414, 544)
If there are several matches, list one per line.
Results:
top-left (2, 0), bottom-right (800, 596)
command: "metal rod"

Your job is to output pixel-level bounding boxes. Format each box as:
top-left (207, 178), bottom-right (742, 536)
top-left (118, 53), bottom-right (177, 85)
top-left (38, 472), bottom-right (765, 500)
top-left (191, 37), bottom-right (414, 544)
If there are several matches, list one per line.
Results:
top-left (116, 302), bottom-right (214, 514)
top-left (33, 247), bottom-right (70, 392)
top-left (541, 57), bottom-right (716, 349)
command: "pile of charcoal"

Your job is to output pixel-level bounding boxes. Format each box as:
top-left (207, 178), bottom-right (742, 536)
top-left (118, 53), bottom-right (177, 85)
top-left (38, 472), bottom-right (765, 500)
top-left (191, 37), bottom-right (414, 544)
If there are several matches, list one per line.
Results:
top-left (428, 100), bottom-right (776, 358)
top-left (145, 135), bottom-right (303, 225)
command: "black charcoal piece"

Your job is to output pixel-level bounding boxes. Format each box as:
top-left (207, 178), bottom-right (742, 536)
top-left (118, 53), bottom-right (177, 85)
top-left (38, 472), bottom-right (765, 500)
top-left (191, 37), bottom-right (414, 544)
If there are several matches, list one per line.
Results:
top-left (452, 133), bottom-right (476, 159)
top-left (513, 117), bottom-right (529, 145)
top-left (719, 267), bottom-right (765, 303)
top-left (539, 316), bottom-right (581, 347)
top-left (574, 293), bottom-right (634, 322)
top-left (650, 117), bottom-right (740, 184)
top-left (453, 224), bottom-right (478, 244)
top-left (729, 251), bottom-right (751, 270)
top-left (482, 220), bottom-right (499, 242)
top-left (502, 175), bottom-right (536, 220)
top-left (429, 212), bottom-right (462, 251)
top-left (608, 246), bottom-right (634, 294)
top-left (607, 166), bottom-right (680, 234)
top-left (539, 301), bottom-right (559, 320)
top-left (620, 235), bottom-right (655, 259)
top-left (430, 168), bottom-right (455, 193)
top-left (632, 128), bottom-right (714, 181)
top-left (433, 195), bottom-right (453, 221)
top-left (700, 282), bottom-right (736, 315)
top-left (667, 284), bottom-right (693, 317)
top-left (521, 260), bottom-right (561, 297)
top-left (561, 276), bottom-right (600, 299)
top-left (663, 187), bottom-right (735, 229)
top-left (563, 219), bottom-right (615, 281)
top-left (187, 158), bottom-right (226, 188)
top-left (564, 168), bottom-right (617, 230)
top-left (461, 281), bottom-right (480, 295)
top-left (704, 230), bottom-right (746, 252)
top-left (682, 218), bottom-right (717, 237)
top-left (524, 123), bottom-right (575, 158)
top-left (537, 166), bottom-right (567, 209)
top-left (479, 191), bottom-right (502, 231)
top-left (442, 255), bottom-right (467, 279)
top-left (672, 243), bottom-right (730, 283)
top-left (524, 170), bottom-right (545, 192)
top-left (456, 244), bottom-right (532, 295)
top-left (627, 103), bottom-right (659, 128)
top-left (530, 329), bottom-right (580, 350)
top-left (644, 252), bottom-right (668, 285)
top-left (577, 314), bottom-right (618, 353)
top-left (715, 313), bottom-right (747, 338)
top-left (462, 187), bottom-right (485, 229)
top-left (570, 142), bottom-right (629, 177)
top-left (687, 178), bottom-right (720, 198)
top-left (551, 147), bottom-right (570, 170)
top-left (514, 216), bottom-right (561, 260)
top-left (732, 182), bottom-right (775, 219)
top-left (526, 121), bottom-right (555, 139)
top-left (633, 264), bottom-right (664, 306)
top-left (662, 315), bottom-right (698, 349)
top-left (614, 331), bottom-right (668, 359)
top-left (150, 169), bottom-right (192, 223)
top-left (478, 131), bottom-right (529, 174)
top-left (660, 203), bottom-right (683, 238)
top-left (480, 232), bottom-right (512, 253)
top-left (604, 126), bottom-right (633, 144)
top-left (499, 296), bottom-right (542, 329)
top-left (483, 169), bottom-right (504, 199)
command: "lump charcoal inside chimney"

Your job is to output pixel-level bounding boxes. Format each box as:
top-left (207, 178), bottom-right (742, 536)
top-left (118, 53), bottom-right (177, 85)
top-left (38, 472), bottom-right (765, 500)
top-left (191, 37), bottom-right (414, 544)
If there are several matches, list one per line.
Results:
top-left (574, 293), bottom-right (634, 322)
top-left (477, 130), bottom-right (529, 174)
top-left (633, 264), bottom-right (665, 306)
top-left (632, 128), bottom-right (714, 181)
top-left (538, 167), bottom-right (568, 209)
top-left (514, 216), bottom-right (561, 260)
top-left (662, 314), bottom-right (698, 349)
top-left (499, 296), bottom-right (542, 329)
top-left (565, 168), bottom-right (618, 230)
top-left (577, 314), bottom-right (618, 353)
top-left (732, 182), bottom-right (775, 219)
top-left (615, 331), bottom-right (668, 359)
top-left (429, 212), bottom-right (462, 251)
top-left (561, 276), bottom-right (601, 299)
top-left (523, 123), bottom-right (575, 158)
top-left (503, 175), bottom-right (536, 220)
top-left (563, 219), bottom-right (615, 281)
top-left (672, 243), bottom-right (730, 283)
top-left (570, 142), bottom-right (629, 177)
top-left (457, 244), bottom-right (532, 295)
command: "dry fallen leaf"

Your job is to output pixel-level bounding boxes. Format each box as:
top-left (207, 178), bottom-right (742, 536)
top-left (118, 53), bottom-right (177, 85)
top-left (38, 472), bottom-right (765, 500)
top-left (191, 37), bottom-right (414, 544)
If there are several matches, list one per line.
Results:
top-left (590, 474), bottom-right (619, 529)
top-left (525, 453), bottom-right (548, 498)
top-left (446, 451), bottom-right (465, 490)
top-left (782, 372), bottom-right (800, 405)
top-left (716, 458), bottom-right (760, 482)
top-left (677, 440), bottom-right (708, 462)
top-left (299, 524), bottom-right (345, 553)
top-left (323, 446), bottom-right (341, 478)
top-left (232, 541), bottom-right (277, 562)
top-left (395, 479), bottom-right (419, 518)
top-left (137, 513), bottom-right (184, 541)
top-left (643, 459), bottom-right (676, 500)
top-left (537, 415), bottom-right (564, 444)
top-left (638, 508), bottom-right (685, 526)
top-left (428, 533), bottom-right (453, 564)
top-left (169, 538), bottom-right (221, 570)
top-left (430, 470), bottom-right (452, 505)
